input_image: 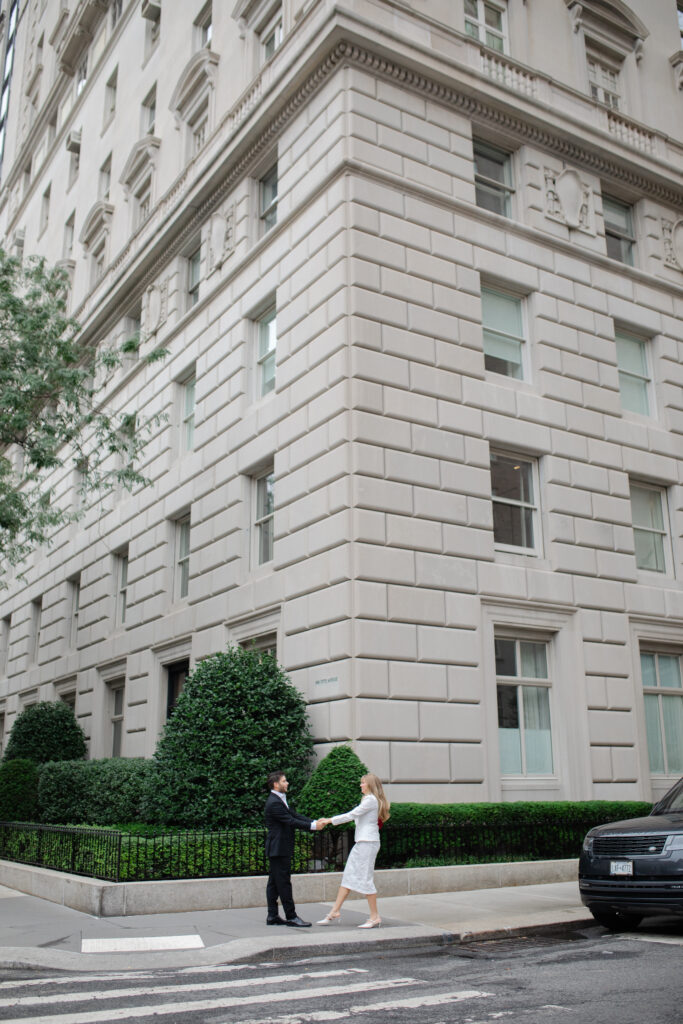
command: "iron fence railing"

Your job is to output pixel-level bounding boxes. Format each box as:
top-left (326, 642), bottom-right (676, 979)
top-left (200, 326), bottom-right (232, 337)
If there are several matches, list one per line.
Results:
top-left (0, 819), bottom-right (588, 883)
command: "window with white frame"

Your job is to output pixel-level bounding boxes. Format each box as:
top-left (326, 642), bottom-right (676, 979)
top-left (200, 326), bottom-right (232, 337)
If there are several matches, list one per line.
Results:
top-left (195, 2), bottom-right (212, 49)
top-left (587, 50), bottom-right (620, 109)
top-left (110, 681), bottom-right (125, 757)
top-left (181, 373), bottom-right (196, 453)
top-left (464, 0), bottom-right (508, 52)
top-left (240, 633), bottom-right (277, 657)
top-left (111, 0), bottom-right (123, 29)
top-left (99, 154), bottom-right (112, 200)
top-left (141, 85), bottom-right (156, 135)
top-left (0, 615), bottom-right (11, 676)
top-left (615, 330), bottom-right (651, 416)
top-left (104, 67), bottom-right (117, 125)
top-left (135, 176), bottom-right (152, 227)
top-left (76, 54), bottom-right (88, 97)
top-left (259, 163), bottom-right (278, 232)
top-left (641, 650), bottom-right (683, 775)
top-left (143, 1), bottom-right (161, 57)
top-left (190, 100), bottom-right (209, 156)
top-left (63, 212), bottom-right (75, 259)
top-left (175, 516), bottom-right (191, 599)
top-left (630, 482), bottom-right (670, 575)
top-left (116, 550), bottom-right (128, 625)
top-left (495, 635), bottom-right (554, 776)
top-left (68, 576), bottom-right (80, 649)
top-left (491, 452), bottom-right (539, 553)
top-left (92, 238), bottom-right (106, 285)
top-left (603, 195), bottom-right (635, 265)
top-left (260, 6), bottom-right (283, 61)
top-left (68, 148), bottom-right (80, 188)
top-left (40, 184), bottom-right (50, 234)
top-left (254, 469), bottom-right (274, 565)
top-left (187, 246), bottom-right (201, 307)
top-left (473, 141), bottom-right (513, 217)
top-left (481, 287), bottom-right (525, 379)
top-left (257, 308), bottom-right (277, 396)
top-left (30, 597), bottom-right (42, 664)
top-left (166, 659), bottom-right (189, 718)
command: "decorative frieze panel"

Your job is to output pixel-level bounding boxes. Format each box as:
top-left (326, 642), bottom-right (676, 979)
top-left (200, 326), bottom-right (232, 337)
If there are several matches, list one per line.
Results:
top-left (207, 204), bottom-right (235, 274)
top-left (144, 278), bottom-right (168, 336)
top-left (662, 219), bottom-right (683, 272)
top-left (544, 167), bottom-right (594, 233)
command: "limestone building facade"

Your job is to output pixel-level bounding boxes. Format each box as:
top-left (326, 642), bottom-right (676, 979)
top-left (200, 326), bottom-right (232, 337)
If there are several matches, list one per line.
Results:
top-left (0, 0), bottom-right (682, 804)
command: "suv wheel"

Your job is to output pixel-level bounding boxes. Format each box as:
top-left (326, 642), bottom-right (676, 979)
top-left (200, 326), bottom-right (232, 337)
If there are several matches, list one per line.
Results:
top-left (589, 908), bottom-right (643, 931)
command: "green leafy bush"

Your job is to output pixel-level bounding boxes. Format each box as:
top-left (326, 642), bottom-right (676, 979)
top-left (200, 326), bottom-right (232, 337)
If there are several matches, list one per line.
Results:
top-left (3, 701), bottom-right (86, 764)
top-left (298, 745), bottom-right (368, 818)
top-left (0, 759), bottom-right (40, 821)
top-left (142, 646), bottom-right (314, 828)
top-left (388, 800), bottom-right (652, 828)
top-left (37, 758), bottom-right (154, 824)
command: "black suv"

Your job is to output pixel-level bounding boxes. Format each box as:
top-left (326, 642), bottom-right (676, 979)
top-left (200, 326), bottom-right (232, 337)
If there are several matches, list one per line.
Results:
top-left (579, 776), bottom-right (683, 930)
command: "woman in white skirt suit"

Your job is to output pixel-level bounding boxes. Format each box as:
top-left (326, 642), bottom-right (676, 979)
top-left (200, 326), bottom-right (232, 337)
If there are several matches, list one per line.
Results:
top-left (316, 773), bottom-right (390, 929)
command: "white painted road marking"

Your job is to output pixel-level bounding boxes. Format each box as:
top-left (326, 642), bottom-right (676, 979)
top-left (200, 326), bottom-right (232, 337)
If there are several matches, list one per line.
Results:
top-left (80, 934), bottom-right (204, 953)
top-left (226, 990), bottom-right (492, 1024)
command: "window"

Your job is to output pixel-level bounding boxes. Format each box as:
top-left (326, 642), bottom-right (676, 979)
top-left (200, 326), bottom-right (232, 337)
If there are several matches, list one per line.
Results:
top-left (68, 577), bottom-right (80, 649)
top-left (496, 636), bottom-right (553, 775)
top-left (190, 101), bottom-right (208, 155)
top-left (92, 239), bottom-right (106, 285)
top-left (141, 85), bottom-right (156, 135)
top-left (175, 516), bottom-right (191, 599)
top-left (104, 68), bottom-right (117, 124)
top-left (166, 659), bottom-right (189, 718)
top-left (630, 483), bottom-right (670, 574)
top-left (259, 163), bottom-right (278, 231)
top-left (615, 330), bottom-right (651, 416)
top-left (181, 374), bottom-right (196, 452)
top-left (464, 0), bottom-right (507, 52)
top-left (187, 246), bottom-right (201, 307)
top-left (641, 651), bottom-right (683, 775)
top-left (473, 141), bottom-right (513, 217)
top-left (116, 551), bottom-right (128, 624)
top-left (99, 154), bottom-right (112, 201)
top-left (63, 212), bottom-right (75, 258)
top-left (587, 52), bottom-right (620, 109)
top-left (679, 3), bottom-right (683, 46)
top-left (240, 633), bottom-right (277, 657)
top-left (111, 0), bottom-right (123, 28)
top-left (110, 683), bottom-right (125, 757)
top-left (68, 149), bottom-right (80, 188)
top-left (76, 54), bottom-right (88, 96)
top-left (0, 1), bottom-right (18, 170)
top-left (0, 615), bottom-right (11, 676)
top-left (135, 176), bottom-right (152, 227)
top-left (261, 7), bottom-right (283, 61)
top-left (30, 598), bottom-right (42, 664)
top-left (142, 0), bottom-right (161, 55)
top-left (195, 2), bottom-right (212, 49)
top-left (491, 453), bottom-right (539, 553)
top-left (257, 309), bottom-right (277, 396)
top-left (255, 470), bottom-right (274, 565)
top-left (40, 185), bottom-right (50, 234)
top-left (603, 195), bottom-right (634, 265)
top-left (481, 287), bottom-right (524, 378)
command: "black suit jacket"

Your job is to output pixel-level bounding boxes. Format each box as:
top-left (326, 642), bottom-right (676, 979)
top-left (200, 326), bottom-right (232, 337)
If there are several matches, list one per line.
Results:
top-left (264, 792), bottom-right (314, 858)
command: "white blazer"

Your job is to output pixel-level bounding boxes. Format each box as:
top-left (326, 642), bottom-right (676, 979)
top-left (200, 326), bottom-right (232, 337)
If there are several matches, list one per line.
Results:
top-left (331, 793), bottom-right (380, 842)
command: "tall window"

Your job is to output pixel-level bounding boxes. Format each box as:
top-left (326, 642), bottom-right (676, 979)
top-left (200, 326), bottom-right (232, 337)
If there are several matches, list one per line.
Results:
top-left (261, 6), bottom-right (283, 61)
top-left (99, 154), bottom-right (112, 200)
top-left (603, 195), bottom-right (634, 265)
top-left (257, 309), bottom-right (277, 396)
top-left (491, 453), bottom-right (539, 553)
top-left (135, 177), bottom-right (152, 227)
top-left (166, 659), bottom-right (189, 718)
top-left (110, 683), bottom-right (125, 757)
top-left (464, 0), bottom-right (507, 52)
top-left (31, 598), bottom-right (42, 664)
top-left (68, 577), bottom-right (80, 649)
top-left (116, 551), bottom-right (128, 624)
top-left (481, 287), bottom-right (524, 378)
top-left (176, 516), bottom-right (191, 599)
top-left (40, 185), bottom-right (51, 234)
top-left (615, 330), bottom-right (650, 416)
top-left (63, 212), bottom-right (75, 258)
top-left (679, 3), bottom-right (683, 46)
top-left (190, 101), bottom-right (208, 155)
top-left (76, 55), bottom-right (88, 96)
top-left (642, 651), bottom-right (683, 775)
top-left (181, 374), bottom-right (196, 452)
top-left (0, 1), bottom-right (19, 170)
top-left (111, 0), bottom-right (123, 28)
top-left (259, 164), bottom-right (278, 231)
top-left (141, 85), bottom-right (156, 135)
top-left (473, 141), bottom-right (513, 217)
top-left (630, 483), bottom-right (669, 574)
top-left (255, 470), bottom-right (274, 565)
top-left (104, 68), bottom-right (118, 124)
top-left (587, 52), bottom-right (620, 109)
top-left (0, 615), bottom-right (11, 676)
top-left (187, 246), bottom-right (201, 306)
top-left (496, 636), bottom-right (553, 776)
top-left (195, 2), bottom-right (212, 49)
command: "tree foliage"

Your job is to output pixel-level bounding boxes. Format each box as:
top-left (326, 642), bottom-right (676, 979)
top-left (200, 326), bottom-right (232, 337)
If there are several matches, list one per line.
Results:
top-left (0, 758), bottom-right (40, 821)
top-left (0, 250), bottom-right (164, 567)
top-left (3, 700), bottom-right (87, 764)
top-left (297, 745), bottom-right (368, 819)
top-left (142, 646), bottom-right (314, 828)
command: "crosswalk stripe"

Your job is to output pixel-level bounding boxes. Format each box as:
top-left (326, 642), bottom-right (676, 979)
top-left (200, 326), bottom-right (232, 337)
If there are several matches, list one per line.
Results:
top-left (227, 989), bottom-right (493, 1024)
top-left (0, 977), bottom-right (419, 1024)
top-left (81, 935), bottom-right (204, 953)
top-left (0, 963), bottom-right (328, 990)
top-left (0, 969), bottom-right (367, 1009)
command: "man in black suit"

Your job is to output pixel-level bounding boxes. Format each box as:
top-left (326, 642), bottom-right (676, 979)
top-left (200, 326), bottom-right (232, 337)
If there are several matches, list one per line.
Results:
top-left (265, 769), bottom-right (321, 927)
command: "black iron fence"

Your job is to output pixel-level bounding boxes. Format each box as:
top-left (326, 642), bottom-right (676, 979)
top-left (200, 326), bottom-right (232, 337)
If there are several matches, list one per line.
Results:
top-left (0, 818), bottom-right (587, 883)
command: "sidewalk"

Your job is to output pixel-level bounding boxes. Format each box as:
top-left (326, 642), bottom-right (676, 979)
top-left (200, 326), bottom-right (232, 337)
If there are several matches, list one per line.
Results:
top-left (0, 880), bottom-right (593, 973)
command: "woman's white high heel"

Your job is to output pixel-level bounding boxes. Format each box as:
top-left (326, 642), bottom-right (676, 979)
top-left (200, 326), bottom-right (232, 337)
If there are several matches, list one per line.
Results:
top-left (357, 917), bottom-right (381, 929)
top-left (316, 913), bottom-right (341, 925)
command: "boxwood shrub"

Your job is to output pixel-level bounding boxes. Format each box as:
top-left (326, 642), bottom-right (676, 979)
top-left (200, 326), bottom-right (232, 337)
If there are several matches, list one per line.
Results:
top-left (37, 758), bottom-right (154, 825)
top-left (0, 759), bottom-right (40, 821)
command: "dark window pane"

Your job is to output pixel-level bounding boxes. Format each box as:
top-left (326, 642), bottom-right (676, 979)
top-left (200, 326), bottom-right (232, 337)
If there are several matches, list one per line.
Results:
top-left (497, 684), bottom-right (519, 727)
top-left (495, 637), bottom-right (516, 677)
top-left (493, 501), bottom-right (534, 548)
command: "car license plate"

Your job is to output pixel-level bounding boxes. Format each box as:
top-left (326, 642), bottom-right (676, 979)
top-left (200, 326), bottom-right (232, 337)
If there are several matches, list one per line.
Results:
top-left (610, 860), bottom-right (633, 876)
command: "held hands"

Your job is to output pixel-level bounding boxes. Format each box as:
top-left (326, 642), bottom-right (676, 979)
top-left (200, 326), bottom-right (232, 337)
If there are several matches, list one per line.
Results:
top-left (316, 818), bottom-right (332, 829)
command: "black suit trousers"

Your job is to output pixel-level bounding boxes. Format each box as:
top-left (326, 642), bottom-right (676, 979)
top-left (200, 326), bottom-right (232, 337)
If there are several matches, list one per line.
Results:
top-left (266, 855), bottom-right (296, 919)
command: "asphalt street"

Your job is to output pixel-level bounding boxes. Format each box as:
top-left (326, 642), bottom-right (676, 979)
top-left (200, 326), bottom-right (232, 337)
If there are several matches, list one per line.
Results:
top-left (0, 922), bottom-right (681, 1024)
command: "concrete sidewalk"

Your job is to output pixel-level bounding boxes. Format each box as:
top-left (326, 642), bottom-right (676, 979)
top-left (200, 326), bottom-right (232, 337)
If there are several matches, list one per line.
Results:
top-left (0, 879), bottom-right (593, 973)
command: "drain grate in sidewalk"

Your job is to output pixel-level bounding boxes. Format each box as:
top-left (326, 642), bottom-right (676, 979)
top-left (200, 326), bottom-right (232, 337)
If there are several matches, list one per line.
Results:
top-left (453, 932), bottom-right (588, 959)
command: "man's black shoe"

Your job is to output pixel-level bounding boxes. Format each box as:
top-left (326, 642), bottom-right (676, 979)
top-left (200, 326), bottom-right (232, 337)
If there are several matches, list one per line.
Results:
top-left (285, 916), bottom-right (311, 927)
top-left (266, 916), bottom-right (287, 925)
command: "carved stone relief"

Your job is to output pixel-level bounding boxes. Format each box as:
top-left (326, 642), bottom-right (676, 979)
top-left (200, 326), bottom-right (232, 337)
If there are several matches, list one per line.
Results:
top-left (208, 204), bottom-right (235, 274)
top-left (144, 278), bottom-right (168, 335)
top-left (545, 167), bottom-right (594, 233)
top-left (662, 219), bottom-right (683, 271)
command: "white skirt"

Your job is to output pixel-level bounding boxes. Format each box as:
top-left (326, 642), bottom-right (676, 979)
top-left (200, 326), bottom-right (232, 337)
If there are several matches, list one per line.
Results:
top-left (340, 840), bottom-right (380, 895)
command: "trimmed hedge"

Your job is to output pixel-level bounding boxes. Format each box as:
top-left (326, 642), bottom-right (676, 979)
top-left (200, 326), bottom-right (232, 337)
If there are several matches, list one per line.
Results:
top-left (3, 701), bottom-right (86, 764)
top-left (388, 800), bottom-right (653, 828)
top-left (0, 759), bottom-right (39, 821)
top-left (37, 758), bottom-right (154, 824)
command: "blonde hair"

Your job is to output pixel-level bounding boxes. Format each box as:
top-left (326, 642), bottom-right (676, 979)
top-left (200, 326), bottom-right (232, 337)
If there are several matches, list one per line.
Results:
top-left (363, 773), bottom-right (391, 823)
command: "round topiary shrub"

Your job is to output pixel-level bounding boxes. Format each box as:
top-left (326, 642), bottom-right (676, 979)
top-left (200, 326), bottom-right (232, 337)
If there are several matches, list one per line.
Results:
top-left (142, 646), bottom-right (314, 828)
top-left (297, 745), bottom-right (368, 819)
top-left (3, 701), bottom-right (87, 764)
top-left (0, 758), bottom-right (40, 821)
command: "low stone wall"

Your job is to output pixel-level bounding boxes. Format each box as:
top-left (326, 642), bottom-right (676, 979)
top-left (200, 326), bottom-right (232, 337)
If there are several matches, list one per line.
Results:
top-left (0, 857), bottom-right (578, 918)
